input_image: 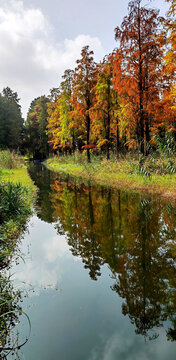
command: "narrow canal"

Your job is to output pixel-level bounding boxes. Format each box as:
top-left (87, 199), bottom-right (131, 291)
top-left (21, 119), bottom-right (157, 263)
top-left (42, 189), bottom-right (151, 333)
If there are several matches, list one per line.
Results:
top-left (7, 163), bottom-right (176, 359)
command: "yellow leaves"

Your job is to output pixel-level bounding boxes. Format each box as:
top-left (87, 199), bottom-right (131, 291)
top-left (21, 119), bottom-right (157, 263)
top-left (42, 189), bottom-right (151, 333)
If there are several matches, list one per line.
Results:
top-left (97, 139), bottom-right (108, 148)
top-left (171, 85), bottom-right (176, 110)
top-left (149, 137), bottom-right (157, 146)
top-left (124, 140), bottom-right (137, 150)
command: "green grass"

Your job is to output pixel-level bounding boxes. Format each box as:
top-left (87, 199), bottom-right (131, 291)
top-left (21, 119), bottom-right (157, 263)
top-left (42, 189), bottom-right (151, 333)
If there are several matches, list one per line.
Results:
top-left (0, 168), bottom-right (37, 196)
top-left (46, 153), bottom-right (176, 201)
top-left (0, 181), bottom-right (34, 268)
top-left (0, 150), bottom-right (37, 198)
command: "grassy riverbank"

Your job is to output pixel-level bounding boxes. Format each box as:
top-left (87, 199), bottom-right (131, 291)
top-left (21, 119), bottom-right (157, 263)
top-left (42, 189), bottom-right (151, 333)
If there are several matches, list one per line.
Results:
top-left (0, 151), bottom-right (36, 266)
top-left (46, 153), bottom-right (176, 201)
top-left (0, 151), bottom-right (36, 195)
top-left (0, 151), bottom-right (36, 350)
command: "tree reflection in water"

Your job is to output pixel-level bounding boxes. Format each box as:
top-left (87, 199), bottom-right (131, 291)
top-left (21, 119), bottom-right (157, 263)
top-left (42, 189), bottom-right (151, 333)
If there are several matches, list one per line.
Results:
top-left (47, 170), bottom-right (176, 341)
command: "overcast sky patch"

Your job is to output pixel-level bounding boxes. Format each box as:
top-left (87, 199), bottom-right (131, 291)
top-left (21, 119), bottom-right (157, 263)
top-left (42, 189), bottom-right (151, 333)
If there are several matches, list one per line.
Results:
top-left (0, 0), bottom-right (104, 117)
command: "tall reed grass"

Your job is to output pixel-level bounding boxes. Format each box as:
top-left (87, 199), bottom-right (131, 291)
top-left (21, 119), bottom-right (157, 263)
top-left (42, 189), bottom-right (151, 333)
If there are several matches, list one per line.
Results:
top-left (0, 150), bottom-right (23, 170)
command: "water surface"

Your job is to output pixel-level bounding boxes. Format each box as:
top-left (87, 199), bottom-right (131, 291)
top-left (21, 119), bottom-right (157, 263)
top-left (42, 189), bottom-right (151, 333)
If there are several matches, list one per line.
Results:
top-left (7, 164), bottom-right (176, 359)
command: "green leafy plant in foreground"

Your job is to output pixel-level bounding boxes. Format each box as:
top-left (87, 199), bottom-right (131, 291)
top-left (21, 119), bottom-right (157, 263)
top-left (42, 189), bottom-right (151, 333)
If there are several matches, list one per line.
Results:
top-left (0, 182), bottom-right (32, 268)
top-left (0, 181), bottom-right (32, 357)
top-left (0, 183), bottom-right (29, 220)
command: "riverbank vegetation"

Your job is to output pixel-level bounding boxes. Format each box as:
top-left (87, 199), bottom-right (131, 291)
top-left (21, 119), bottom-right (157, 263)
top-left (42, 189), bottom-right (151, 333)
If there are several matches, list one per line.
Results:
top-left (46, 148), bottom-right (176, 200)
top-left (0, 178), bottom-right (31, 356)
top-left (0, 179), bottom-right (32, 266)
top-left (0, 151), bottom-right (35, 354)
top-left (0, 150), bottom-right (36, 192)
top-left (0, 151), bottom-right (36, 264)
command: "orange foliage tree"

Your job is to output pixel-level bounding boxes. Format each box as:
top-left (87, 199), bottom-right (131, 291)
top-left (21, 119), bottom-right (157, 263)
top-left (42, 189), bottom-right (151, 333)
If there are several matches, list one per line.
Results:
top-left (113, 0), bottom-right (163, 154)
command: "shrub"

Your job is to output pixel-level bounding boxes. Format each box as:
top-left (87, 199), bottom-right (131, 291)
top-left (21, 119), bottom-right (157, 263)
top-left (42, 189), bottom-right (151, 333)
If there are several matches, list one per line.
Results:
top-left (0, 182), bottom-right (32, 268)
top-left (0, 183), bottom-right (31, 222)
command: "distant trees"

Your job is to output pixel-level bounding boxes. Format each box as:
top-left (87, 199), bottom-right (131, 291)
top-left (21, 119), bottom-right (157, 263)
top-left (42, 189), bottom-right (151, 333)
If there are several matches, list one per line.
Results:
top-left (0, 87), bottom-right (23, 150)
top-left (25, 96), bottom-right (49, 159)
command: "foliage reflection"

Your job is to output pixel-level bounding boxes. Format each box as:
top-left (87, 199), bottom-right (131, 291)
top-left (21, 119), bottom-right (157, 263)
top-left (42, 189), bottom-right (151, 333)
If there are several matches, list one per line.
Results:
top-left (30, 164), bottom-right (176, 341)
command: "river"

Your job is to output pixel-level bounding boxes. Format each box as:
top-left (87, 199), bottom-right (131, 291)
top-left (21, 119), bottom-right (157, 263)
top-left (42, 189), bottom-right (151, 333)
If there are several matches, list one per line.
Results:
top-left (6, 163), bottom-right (176, 359)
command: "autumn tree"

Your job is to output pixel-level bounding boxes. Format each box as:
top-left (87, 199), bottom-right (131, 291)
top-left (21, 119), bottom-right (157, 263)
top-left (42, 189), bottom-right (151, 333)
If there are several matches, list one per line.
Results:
top-left (57, 69), bottom-right (75, 151)
top-left (47, 70), bottom-right (79, 154)
top-left (161, 0), bottom-right (176, 135)
top-left (164, 0), bottom-right (176, 78)
top-left (91, 56), bottom-right (120, 159)
top-left (72, 46), bottom-right (97, 162)
top-left (113, 0), bottom-right (163, 154)
top-left (47, 88), bottom-right (61, 153)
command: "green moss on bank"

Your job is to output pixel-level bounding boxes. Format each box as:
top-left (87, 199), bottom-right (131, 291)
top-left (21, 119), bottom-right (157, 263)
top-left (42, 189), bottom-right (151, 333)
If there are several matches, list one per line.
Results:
top-left (46, 155), bottom-right (176, 201)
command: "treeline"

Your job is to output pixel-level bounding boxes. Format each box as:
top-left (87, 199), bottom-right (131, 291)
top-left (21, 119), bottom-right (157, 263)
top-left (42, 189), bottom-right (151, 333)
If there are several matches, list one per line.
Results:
top-left (44, 0), bottom-right (175, 161)
top-left (0, 87), bottom-right (24, 151)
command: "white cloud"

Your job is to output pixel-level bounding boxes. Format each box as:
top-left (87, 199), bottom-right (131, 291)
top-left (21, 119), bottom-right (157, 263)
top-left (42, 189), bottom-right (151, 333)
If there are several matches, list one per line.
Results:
top-left (44, 234), bottom-right (70, 262)
top-left (10, 215), bottom-right (72, 293)
top-left (89, 330), bottom-right (175, 360)
top-left (0, 0), bottom-right (104, 117)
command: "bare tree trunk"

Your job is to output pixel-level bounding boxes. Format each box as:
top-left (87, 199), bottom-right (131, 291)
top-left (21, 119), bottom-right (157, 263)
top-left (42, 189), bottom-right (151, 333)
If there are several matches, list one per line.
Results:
top-left (106, 78), bottom-right (111, 160)
top-left (86, 114), bottom-right (91, 163)
top-left (138, 1), bottom-right (144, 155)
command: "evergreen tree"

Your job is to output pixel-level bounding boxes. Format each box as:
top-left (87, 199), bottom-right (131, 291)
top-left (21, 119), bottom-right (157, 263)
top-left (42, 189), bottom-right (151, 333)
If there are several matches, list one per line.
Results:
top-left (0, 88), bottom-right (23, 150)
top-left (25, 96), bottom-right (49, 159)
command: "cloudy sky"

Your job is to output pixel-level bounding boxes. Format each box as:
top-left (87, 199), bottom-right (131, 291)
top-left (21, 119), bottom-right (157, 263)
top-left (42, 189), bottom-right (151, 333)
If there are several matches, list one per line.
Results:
top-left (0, 0), bottom-right (169, 117)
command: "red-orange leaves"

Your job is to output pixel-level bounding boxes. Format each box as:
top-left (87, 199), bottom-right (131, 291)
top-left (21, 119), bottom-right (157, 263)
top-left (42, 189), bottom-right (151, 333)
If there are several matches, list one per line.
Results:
top-left (113, 0), bottom-right (164, 154)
